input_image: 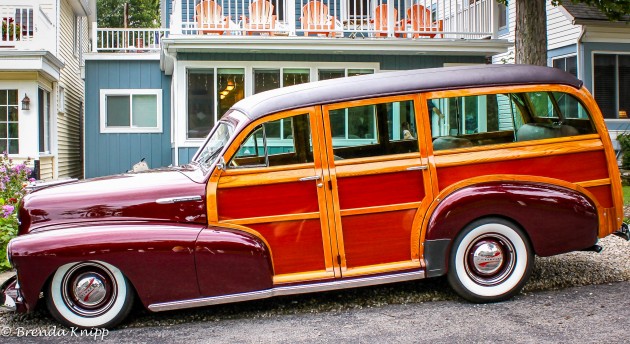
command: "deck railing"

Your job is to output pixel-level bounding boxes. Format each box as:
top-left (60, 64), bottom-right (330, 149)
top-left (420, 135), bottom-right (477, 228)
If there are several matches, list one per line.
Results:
top-left (171, 0), bottom-right (497, 38)
top-left (94, 28), bottom-right (169, 52)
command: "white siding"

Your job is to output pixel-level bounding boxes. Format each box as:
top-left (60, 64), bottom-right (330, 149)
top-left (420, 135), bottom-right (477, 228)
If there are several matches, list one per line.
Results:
top-left (547, 3), bottom-right (580, 51)
top-left (492, 0), bottom-right (515, 64)
top-left (56, 0), bottom-right (86, 179)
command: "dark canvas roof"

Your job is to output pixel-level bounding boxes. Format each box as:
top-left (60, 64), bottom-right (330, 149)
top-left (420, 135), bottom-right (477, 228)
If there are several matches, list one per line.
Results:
top-left (562, 3), bottom-right (630, 22)
top-left (231, 64), bottom-right (583, 121)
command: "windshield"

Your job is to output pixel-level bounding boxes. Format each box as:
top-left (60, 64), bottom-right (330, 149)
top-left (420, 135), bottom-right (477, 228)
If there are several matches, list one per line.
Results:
top-left (194, 122), bottom-right (234, 170)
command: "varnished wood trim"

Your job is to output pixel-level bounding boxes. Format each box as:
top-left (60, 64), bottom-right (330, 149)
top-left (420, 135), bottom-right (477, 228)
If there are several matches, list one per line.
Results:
top-left (433, 138), bottom-right (604, 168)
top-left (335, 158), bottom-right (425, 178)
top-left (424, 84), bottom-right (586, 99)
top-left (323, 94), bottom-right (417, 112)
top-left (340, 202), bottom-right (422, 216)
top-left (218, 167), bottom-right (317, 189)
top-left (341, 260), bottom-right (421, 277)
top-left (222, 162), bottom-right (314, 176)
top-left (221, 212), bottom-right (320, 226)
top-left (273, 270), bottom-right (334, 284)
top-left (334, 152), bottom-right (421, 166)
top-left (417, 175), bottom-right (606, 260)
top-left (433, 134), bottom-right (601, 156)
top-left (575, 179), bottom-right (611, 188)
top-left (207, 222), bottom-right (275, 274)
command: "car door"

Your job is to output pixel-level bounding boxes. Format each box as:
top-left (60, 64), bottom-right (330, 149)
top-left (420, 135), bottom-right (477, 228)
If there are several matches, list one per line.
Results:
top-left (319, 95), bottom-right (434, 277)
top-left (202, 107), bottom-right (338, 293)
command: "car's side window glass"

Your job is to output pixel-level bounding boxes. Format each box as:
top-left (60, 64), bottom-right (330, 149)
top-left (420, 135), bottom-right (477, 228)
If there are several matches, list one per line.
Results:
top-left (327, 99), bottom-right (418, 160)
top-left (429, 91), bottom-right (597, 150)
top-left (229, 113), bottom-right (313, 168)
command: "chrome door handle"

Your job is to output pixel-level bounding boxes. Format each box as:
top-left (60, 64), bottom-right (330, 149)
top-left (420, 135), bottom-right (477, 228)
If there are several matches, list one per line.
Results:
top-left (406, 165), bottom-right (429, 171)
top-left (299, 175), bottom-right (322, 182)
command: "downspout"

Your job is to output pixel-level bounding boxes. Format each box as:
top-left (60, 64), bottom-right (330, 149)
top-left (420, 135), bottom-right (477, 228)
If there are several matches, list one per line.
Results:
top-left (576, 23), bottom-right (586, 81)
top-left (162, 43), bottom-right (179, 166)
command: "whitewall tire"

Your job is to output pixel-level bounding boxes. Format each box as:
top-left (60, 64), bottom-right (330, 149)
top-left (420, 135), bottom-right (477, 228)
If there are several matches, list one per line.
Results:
top-left (447, 218), bottom-right (534, 303)
top-left (46, 261), bottom-right (134, 328)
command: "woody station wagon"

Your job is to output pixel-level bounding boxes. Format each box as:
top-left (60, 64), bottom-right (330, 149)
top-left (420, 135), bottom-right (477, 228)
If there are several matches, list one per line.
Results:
top-left (2, 64), bottom-right (629, 328)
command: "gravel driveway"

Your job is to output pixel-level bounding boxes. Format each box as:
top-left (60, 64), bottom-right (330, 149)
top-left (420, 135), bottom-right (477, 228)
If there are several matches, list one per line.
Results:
top-left (1, 234), bottom-right (628, 336)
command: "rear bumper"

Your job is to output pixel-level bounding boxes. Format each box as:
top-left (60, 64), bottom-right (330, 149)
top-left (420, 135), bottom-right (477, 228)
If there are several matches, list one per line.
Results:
top-left (0, 275), bottom-right (24, 312)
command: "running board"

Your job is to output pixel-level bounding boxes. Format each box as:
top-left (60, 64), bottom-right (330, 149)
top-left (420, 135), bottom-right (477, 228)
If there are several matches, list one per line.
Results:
top-left (149, 270), bottom-right (425, 312)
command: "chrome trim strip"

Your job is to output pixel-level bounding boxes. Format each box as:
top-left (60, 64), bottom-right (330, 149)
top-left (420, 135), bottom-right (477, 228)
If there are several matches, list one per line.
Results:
top-left (148, 270), bottom-right (425, 312)
top-left (155, 195), bottom-right (203, 204)
top-left (406, 165), bottom-right (429, 171)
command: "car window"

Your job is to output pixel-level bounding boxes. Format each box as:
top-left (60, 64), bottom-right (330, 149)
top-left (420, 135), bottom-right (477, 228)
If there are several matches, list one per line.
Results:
top-left (327, 99), bottom-right (418, 160)
top-left (429, 91), bottom-right (597, 151)
top-left (229, 113), bottom-right (313, 168)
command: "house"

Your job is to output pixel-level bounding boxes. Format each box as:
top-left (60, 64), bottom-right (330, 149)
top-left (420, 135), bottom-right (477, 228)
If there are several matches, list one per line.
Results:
top-left (0, 0), bottom-right (90, 180)
top-left (493, 1), bottom-right (630, 151)
top-left (84, 0), bottom-right (511, 178)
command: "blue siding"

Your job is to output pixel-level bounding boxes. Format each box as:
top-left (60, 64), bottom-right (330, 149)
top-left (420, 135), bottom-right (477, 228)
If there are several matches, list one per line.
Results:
top-left (177, 147), bottom-right (199, 165)
top-left (85, 60), bottom-right (172, 178)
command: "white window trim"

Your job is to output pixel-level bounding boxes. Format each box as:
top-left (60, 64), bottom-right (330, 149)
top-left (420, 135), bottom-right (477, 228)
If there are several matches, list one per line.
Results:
top-left (175, 61), bottom-right (379, 147)
top-left (591, 51), bottom-right (630, 121)
top-left (58, 84), bottom-right (66, 114)
top-left (100, 89), bottom-right (163, 134)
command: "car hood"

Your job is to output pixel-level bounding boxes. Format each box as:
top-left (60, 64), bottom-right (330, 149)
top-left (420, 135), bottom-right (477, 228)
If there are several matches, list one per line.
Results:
top-left (19, 168), bottom-right (208, 234)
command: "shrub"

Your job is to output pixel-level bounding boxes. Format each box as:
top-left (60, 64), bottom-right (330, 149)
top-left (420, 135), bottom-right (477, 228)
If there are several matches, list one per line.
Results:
top-left (618, 133), bottom-right (630, 170)
top-left (0, 152), bottom-right (32, 271)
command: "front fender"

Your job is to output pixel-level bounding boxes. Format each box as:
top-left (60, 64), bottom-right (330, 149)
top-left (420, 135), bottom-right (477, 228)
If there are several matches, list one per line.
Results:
top-left (424, 181), bottom-right (598, 276)
top-left (9, 222), bottom-right (204, 311)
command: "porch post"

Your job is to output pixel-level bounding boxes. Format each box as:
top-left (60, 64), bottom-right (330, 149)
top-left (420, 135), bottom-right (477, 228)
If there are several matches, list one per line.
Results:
top-left (491, 0), bottom-right (498, 39)
top-left (92, 21), bottom-right (98, 52)
top-left (387, 1), bottom-right (395, 37)
top-left (287, 0), bottom-right (297, 36)
top-left (171, 0), bottom-right (182, 35)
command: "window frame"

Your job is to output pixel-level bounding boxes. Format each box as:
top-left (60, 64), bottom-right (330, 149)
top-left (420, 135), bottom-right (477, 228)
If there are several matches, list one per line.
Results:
top-left (99, 89), bottom-right (163, 134)
top-left (592, 52), bottom-right (630, 120)
top-left (0, 89), bottom-right (19, 155)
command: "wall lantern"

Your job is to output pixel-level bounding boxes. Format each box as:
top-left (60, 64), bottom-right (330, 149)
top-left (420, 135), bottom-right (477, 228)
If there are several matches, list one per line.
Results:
top-left (21, 94), bottom-right (30, 110)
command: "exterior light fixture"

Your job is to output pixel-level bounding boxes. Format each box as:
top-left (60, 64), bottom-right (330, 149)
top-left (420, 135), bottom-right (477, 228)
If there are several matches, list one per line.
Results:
top-left (21, 93), bottom-right (30, 110)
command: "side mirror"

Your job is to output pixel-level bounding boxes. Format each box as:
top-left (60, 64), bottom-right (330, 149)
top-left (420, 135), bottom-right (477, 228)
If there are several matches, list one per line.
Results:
top-left (216, 157), bottom-right (226, 171)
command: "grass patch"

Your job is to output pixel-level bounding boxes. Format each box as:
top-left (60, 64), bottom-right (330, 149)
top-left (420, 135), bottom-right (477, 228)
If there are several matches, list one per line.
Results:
top-left (624, 185), bottom-right (630, 205)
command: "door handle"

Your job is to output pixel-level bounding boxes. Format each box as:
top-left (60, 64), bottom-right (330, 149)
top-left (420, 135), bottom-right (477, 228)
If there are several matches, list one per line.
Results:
top-left (406, 165), bottom-right (429, 171)
top-left (299, 175), bottom-right (322, 182)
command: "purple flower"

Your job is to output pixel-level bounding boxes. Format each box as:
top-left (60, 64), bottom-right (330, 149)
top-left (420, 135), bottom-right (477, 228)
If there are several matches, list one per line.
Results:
top-left (2, 204), bottom-right (14, 218)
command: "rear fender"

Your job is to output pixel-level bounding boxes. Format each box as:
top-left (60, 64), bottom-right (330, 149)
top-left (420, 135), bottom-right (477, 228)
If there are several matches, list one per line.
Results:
top-left (423, 179), bottom-right (599, 277)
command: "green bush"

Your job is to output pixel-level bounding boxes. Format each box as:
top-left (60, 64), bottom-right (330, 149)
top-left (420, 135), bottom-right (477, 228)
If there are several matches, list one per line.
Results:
top-left (618, 134), bottom-right (630, 170)
top-left (0, 153), bottom-right (32, 271)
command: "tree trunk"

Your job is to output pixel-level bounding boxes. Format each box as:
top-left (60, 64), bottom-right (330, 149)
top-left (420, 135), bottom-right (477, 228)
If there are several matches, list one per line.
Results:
top-left (515, 0), bottom-right (547, 66)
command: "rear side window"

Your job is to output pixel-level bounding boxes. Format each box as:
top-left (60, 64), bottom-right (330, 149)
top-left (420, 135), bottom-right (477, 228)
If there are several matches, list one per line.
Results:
top-left (429, 91), bottom-right (597, 151)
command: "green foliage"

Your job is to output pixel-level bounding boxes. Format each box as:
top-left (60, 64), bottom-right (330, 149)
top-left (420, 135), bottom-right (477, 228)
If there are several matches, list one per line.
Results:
top-left (618, 133), bottom-right (630, 170)
top-left (0, 153), bottom-right (32, 271)
top-left (98, 0), bottom-right (161, 28)
top-left (497, 0), bottom-right (630, 20)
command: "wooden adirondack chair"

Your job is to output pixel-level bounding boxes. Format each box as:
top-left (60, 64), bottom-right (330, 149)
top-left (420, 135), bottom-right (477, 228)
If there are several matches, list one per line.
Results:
top-left (371, 4), bottom-right (399, 38)
top-left (195, 0), bottom-right (230, 35)
top-left (301, 1), bottom-right (337, 37)
top-left (402, 4), bottom-right (443, 38)
top-left (242, 0), bottom-right (277, 35)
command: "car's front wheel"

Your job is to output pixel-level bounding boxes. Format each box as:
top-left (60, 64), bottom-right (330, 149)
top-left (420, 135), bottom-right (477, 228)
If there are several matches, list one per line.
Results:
top-left (46, 261), bottom-right (134, 328)
top-left (447, 218), bottom-right (534, 303)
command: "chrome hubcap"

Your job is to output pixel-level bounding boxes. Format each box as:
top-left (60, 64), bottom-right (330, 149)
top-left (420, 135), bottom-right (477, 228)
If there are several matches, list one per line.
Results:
top-left (73, 273), bottom-right (107, 307)
top-left (61, 262), bottom-right (117, 317)
top-left (465, 234), bottom-right (516, 286)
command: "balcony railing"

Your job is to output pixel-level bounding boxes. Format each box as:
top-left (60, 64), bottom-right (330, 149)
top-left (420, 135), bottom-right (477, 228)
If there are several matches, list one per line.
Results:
top-left (170, 0), bottom-right (497, 39)
top-left (0, 0), bottom-right (54, 51)
top-left (94, 28), bottom-right (169, 52)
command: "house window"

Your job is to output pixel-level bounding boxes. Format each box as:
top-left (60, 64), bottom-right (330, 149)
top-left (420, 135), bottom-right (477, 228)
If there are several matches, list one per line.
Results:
top-left (552, 55), bottom-right (577, 78)
top-left (347, 0), bottom-right (369, 19)
top-left (319, 68), bottom-right (373, 80)
top-left (187, 68), bottom-right (245, 139)
top-left (594, 54), bottom-right (630, 119)
top-left (498, 3), bottom-right (507, 32)
top-left (38, 88), bottom-right (51, 153)
top-left (0, 90), bottom-right (18, 154)
top-left (253, 68), bottom-right (311, 94)
top-left (99, 89), bottom-right (162, 133)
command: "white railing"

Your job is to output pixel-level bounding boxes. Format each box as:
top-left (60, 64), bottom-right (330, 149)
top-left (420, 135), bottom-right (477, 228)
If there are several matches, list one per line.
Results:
top-left (170, 0), bottom-right (496, 38)
top-left (1, 1), bottom-right (36, 47)
top-left (94, 28), bottom-right (169, 52)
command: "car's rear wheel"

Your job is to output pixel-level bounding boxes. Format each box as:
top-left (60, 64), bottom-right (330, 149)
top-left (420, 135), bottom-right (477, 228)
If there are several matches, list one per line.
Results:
top-left (447, 218), bottom-right (534, 303)
top-left (46, 261), bottom-right (134, 328)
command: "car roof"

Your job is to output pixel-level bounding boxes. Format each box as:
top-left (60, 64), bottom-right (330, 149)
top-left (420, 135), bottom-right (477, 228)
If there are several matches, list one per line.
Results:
top-left (230, 64), bottom-right (583, 121)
